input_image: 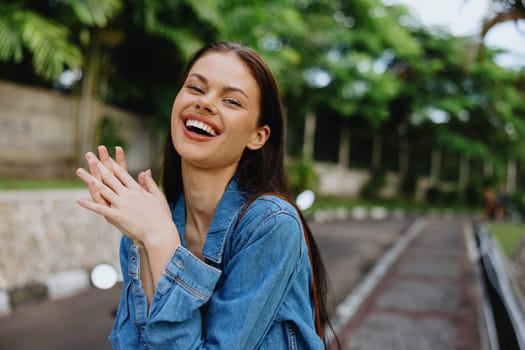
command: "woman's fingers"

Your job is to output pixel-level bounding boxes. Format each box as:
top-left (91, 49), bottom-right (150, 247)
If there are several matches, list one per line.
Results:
top-left (96, 162), bottom-right (127, 194)
top-left (90, 146), bottom-right (138, 190)
top-left (98, 145), bottom-right (114, 173)
top-left (77, 196), bottom-right (114, 218)
top-left (76, 167), bottom-right (120, 211)
top-left (109, 157), bottom-right (140, 189)
top-left (115, 146), bottom-right (127, 171)
top-left (143, 169), bottom-right (164, 198)
top-left (86, 152), bottom-right (102, 181)
top-left (76, 168), bottom-right (107, 205)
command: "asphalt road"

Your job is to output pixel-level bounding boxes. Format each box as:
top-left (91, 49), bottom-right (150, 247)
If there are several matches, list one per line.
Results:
top-left (0, 218), bottom-right (412, 350)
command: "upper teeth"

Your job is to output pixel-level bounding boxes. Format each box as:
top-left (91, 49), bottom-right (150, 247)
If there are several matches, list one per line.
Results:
top-left (185, 119), bottom-right (217, 136)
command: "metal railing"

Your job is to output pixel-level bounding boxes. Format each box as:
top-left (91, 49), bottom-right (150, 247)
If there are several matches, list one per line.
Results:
top-left (474, 222), bottom-right (525, 350)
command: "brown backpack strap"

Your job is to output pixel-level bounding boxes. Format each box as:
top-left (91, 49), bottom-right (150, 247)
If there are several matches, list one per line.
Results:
top-left (237, 192), bottom-right (323, 339)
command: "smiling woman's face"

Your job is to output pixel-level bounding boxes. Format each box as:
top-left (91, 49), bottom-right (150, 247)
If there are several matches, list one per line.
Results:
top-left (170, 52), bottom-right (270, 171)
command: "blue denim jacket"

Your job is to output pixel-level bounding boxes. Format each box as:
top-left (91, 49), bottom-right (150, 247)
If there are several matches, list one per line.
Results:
top-left (109, 179), bottom-right (324, 349)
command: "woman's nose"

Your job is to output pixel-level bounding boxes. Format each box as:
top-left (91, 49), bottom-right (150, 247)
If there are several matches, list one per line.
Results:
top-left (195, 96), bottom-right (216, 114)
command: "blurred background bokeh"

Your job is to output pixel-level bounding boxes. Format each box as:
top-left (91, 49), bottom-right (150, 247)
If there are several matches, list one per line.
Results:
top-left (1, 0), bottom-right (524, 204)
top-left (0, 0), bottom-right (524, 348)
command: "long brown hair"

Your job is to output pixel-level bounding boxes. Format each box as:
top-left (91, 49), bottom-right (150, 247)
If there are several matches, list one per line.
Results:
top-left (161, 41), bottom-right (338, 347)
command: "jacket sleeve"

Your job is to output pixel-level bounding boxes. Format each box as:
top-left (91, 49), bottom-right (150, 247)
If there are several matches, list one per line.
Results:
top-left (143, 208), bottom-right (304, 349)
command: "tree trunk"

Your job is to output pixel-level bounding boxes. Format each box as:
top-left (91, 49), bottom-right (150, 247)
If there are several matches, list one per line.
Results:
top-left (398, 136), bottom-right (409, 182)
top-left (430, 147), bottom-right (442, 186)
top-left (459, 155), bottom-right (469, 189)
top-left (371, 132), bottom-right (382, 169)
top-left (302, 111), bottom-right (316, 162)
top-left (338, 124), bottom-right (351, 168)
top-left (77, 30), bottom-right (102, 166)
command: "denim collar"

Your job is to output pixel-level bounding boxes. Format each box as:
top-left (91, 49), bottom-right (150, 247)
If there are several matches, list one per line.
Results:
top-left (171, 179), bottom-right (247, 265)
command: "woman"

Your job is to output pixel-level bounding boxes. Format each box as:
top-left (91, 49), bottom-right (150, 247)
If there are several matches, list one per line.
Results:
top-left (76, 42), bottom-right (336, 349)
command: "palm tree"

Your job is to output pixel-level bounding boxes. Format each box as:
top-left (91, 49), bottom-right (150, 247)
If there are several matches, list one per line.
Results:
top-left (0, 0), bottom-right (122, 165)
top-left (0, 0), bottom-right (121, 81)
top-left (481, 0), bottom-right (525, 37)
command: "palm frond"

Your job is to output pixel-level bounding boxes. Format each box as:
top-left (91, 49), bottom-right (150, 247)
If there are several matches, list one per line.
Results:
top-left (0, 5), bottom-right (24, 62)
top-left (0, 8), bottom-right (83, 80)
top-left (61, 0), bottom-right (122, 27)
top-left (141, 1), bottom-right (203, 59)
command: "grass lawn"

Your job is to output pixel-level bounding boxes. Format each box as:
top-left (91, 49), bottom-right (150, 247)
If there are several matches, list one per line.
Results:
top-left (489, 221), bottom-right (525, 257)
top-left (309, 194), bottom-right (476, 214)
top-left (0, 178), bottom-right (84, 190)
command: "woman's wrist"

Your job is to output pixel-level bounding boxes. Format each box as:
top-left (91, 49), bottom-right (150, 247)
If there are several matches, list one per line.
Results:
top-left (143, 222), bottom-right (180, 254)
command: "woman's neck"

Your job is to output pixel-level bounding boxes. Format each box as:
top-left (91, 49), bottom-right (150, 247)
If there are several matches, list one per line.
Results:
top-left (181, 161), bottom-right (237, 238)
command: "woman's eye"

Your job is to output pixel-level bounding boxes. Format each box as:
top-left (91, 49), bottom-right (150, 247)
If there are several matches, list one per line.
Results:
top-left (188, 85), bottom-right (204, 93)
top-left (223, 98), bottom-right (241, 107)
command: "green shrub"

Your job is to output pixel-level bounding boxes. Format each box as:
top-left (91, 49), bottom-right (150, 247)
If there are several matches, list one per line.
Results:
top-left (426, 186), bottom-right (442, 203)
top-left (425, 186), bottom-right (460, 205)
top-left (360, 167), bottom-right (386, 199)
top-left (96, 115), bottom-right (127, 155)
top-left (509, 191), bottom-right (525, 218)
top-left (464, 181), bottom-right (483, 206)
top-left (399, 173), bottom-right (417, 199)
top-left (287, 158), bottom-right (318, 196)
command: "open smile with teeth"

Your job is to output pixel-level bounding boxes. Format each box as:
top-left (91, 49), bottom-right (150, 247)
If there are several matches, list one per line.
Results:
top-left (185, 119), bottom-right (218, 137)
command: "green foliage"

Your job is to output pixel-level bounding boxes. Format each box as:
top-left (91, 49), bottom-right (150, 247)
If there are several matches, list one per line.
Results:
top-left (287, 158), bottom-right (318, 196)
top-left (464, 181), bottom-right (484, 207)
top-left (96, 115), bottom-right (127, 155)
top-left (61, 0), bottom-right (122, 27)
top-left (509, 191), bottom-right (525, 217)
top-left (426, 186), bottom-right (443, 203)
top-left (0, 4), bottom-right (83, 80)
top-left (360, 167), bottom-right (386, 199)
top-left (425, 185), bottom-right (462, 205)
top-left (436, 129), bottom-right (488, 158)
top-left (138, 0), bottom-right (209, 59)
top-left (1, 0), bottom-right (525, 199)
top-left (399, 172), bottom-right (417, 199)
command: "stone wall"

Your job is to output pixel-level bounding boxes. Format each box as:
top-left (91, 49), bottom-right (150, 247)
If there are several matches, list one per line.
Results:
top-left (0, 80), bottom-right (156, 178)
top-left (314, 163), bottom-right (402, 198)
top-left (0, 189), bottom-right (122, 315)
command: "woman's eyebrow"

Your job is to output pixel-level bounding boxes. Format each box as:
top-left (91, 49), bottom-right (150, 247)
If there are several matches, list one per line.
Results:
top-left (223, 85), bottom-right (249, 100)
top-left (188, 73), bottom-right (249, 100)
top-left (188, 73), bottom-right (207, 83)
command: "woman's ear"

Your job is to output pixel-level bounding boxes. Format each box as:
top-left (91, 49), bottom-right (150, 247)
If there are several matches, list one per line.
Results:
top-left (247, 125), bottom-right (271, 150)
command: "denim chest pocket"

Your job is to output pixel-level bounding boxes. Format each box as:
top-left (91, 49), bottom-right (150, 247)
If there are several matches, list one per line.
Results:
top-left (258, 320), bottom-right (299, 350)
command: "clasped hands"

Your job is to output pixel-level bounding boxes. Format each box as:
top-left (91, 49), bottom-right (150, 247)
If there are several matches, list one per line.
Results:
top-left (76, 145), bottom-right (179, 249)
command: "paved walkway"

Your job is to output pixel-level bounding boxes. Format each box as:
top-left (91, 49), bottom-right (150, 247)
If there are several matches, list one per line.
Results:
top-left (334, 216), bottom-right (486, 350)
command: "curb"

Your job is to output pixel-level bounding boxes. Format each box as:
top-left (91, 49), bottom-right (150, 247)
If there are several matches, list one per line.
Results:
top-left (327, 216), bottom-right (428, 342)
top-left (0, 268), bottom-right (101, 318)
top-left (312, 206), bottom-right (477, 224)
top-left (312, 206), bottom-right (412, 223)
top-left (0, 291), bottom-right (10, 317)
